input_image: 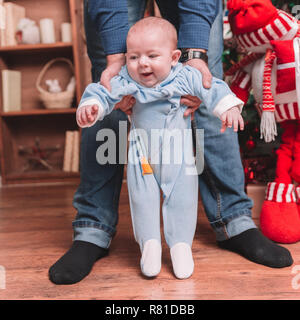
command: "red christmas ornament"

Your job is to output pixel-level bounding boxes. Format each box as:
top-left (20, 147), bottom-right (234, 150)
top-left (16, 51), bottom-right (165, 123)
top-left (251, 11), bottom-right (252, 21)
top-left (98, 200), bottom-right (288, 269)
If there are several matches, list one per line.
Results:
top-left (245, 138), bottom-right (256, 151)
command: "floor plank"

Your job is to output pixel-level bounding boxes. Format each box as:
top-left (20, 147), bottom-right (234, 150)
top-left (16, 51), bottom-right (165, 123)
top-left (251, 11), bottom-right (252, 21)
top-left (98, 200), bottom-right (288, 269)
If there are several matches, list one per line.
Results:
top-left (0, 182), bottom-right (299, 300)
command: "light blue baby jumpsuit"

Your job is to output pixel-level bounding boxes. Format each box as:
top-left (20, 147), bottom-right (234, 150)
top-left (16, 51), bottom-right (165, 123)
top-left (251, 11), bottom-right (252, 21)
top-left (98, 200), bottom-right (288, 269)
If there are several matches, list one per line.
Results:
top-left (78, 63), bottom-right (243, 251)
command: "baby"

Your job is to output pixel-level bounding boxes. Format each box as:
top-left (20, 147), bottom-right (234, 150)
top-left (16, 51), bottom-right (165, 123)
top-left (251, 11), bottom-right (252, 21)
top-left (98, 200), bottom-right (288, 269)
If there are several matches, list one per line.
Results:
top-left (76, 17), bottom-right (244, 279)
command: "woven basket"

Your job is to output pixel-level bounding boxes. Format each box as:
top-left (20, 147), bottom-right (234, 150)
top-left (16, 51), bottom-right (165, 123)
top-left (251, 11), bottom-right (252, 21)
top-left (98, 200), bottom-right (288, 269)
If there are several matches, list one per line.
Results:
top-left (36, 58), bottom-right (75, 109)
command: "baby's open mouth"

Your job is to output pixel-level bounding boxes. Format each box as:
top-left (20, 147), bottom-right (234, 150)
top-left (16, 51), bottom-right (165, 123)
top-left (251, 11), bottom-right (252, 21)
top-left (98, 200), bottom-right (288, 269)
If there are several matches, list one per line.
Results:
top-left (141, 72), bottom-right (153, 77)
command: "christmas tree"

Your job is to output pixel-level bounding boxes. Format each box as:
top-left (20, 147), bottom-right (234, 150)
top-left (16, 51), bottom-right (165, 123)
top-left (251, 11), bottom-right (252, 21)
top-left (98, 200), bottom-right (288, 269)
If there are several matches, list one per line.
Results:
top-left (222, 0), bottom-right (299, 185)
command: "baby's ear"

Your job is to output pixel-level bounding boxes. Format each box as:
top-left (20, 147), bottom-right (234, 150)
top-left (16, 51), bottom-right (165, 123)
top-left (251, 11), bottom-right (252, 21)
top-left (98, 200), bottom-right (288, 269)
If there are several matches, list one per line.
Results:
top-left (171, 49), bottom-right (182, 66)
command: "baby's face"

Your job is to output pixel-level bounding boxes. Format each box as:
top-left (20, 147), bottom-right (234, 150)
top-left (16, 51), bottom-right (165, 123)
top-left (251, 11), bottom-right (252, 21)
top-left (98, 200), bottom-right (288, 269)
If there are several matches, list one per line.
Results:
top-left (126, 29), bottom-right (180, 88)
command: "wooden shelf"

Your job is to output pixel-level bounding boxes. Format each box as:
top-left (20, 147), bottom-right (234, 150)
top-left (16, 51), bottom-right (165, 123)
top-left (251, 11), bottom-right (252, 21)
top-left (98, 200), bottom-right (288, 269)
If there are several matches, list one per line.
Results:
top-left (0, 42), bottom-right (73, 54)
top-left (0, 108), bottom-right (76, 117)
top-left (0, 0), bottom-right (85, 185)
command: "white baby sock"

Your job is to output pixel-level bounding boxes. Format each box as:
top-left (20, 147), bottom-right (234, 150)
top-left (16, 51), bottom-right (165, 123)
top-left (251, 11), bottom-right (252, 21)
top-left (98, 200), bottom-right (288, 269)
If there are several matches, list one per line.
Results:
top-left (140, 239), bottom-right (162, 277)
top-left (170, 242), bottom-right (194, 279)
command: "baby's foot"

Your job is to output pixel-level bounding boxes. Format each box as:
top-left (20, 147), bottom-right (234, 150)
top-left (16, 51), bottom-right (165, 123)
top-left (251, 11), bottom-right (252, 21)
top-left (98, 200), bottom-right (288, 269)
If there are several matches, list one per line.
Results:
top-left (140, 239), bottom-right (162, 277)
top-left (170, 242), bottom-right (194, 279)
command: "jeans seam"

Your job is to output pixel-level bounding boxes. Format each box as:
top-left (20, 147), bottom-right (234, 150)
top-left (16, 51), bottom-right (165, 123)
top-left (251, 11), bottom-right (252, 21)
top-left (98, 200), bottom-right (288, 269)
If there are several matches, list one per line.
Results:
top-left (202, 164), bottom-right (230, 238)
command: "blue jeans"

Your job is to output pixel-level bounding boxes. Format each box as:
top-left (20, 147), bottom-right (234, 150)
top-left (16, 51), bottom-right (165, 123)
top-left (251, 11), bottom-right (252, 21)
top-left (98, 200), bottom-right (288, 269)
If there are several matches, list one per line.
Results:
top-left (194, 0), bottom-right (256, 240)
top-left (72, 0), bottom-right (256, 248)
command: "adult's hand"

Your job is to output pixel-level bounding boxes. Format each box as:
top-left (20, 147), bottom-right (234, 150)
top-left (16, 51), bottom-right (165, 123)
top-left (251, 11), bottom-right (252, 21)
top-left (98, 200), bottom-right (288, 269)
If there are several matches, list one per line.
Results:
top-left (114, 95), bottom-right (136, 115)
top-left (180, 56), bottom-right (212, 119)
top-left (185, 57), bottom-right (212, 89)
top-left (100, 53), bottom-right (135, 113)
top-left (100, 53), bottom-right (125, 91)
top-left (180, 95), bottom-right (202, 120)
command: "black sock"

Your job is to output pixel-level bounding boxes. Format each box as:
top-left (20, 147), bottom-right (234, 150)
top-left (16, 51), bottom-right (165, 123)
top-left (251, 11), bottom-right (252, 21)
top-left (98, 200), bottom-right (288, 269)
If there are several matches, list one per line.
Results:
top-left (217, 228), bottom-right (293, 268)
top-left (49, 240), bottom-right (108, 284)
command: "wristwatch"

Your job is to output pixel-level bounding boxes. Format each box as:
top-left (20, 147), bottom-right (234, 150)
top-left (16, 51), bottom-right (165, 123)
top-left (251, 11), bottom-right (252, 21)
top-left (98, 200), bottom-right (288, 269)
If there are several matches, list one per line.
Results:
top-left (180, 49), bottom-right (208, 64)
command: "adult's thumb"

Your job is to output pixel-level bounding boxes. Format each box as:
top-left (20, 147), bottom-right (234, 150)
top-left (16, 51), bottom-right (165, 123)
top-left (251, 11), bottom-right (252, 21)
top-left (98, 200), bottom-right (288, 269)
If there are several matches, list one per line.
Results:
top-left (100, 72), bottom-right (111, 91)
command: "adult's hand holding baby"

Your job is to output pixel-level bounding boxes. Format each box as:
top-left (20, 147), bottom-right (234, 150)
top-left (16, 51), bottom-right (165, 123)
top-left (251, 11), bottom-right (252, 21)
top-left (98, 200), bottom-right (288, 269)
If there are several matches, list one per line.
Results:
top-left (181, 57), bottom-right (212, 119)
top-left (100, 53), bottom-right (136, 115)
top-left (185, 58), bottom-right (212, 89)
top-left (180, 95), bottom-right (202, 120)
top-left (100, 53), bottom-right (126, 91)
top-left (100, 54), bottom-right (213, 118)
top-left (114, 95), bottom-right (136, 115)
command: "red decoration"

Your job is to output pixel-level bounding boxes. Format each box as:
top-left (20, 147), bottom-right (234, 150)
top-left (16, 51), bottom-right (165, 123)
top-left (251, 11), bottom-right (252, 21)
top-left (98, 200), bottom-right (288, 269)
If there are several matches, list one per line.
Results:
top-left (245, 138), bottom-right (256, 151)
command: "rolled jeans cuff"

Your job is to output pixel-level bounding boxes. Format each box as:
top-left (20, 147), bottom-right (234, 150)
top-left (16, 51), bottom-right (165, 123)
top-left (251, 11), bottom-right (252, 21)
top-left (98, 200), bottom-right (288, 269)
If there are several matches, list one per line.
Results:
top-left (73, 225), bottom-right (112, 249)
top-left (211, 212), bottom-right (257, 241)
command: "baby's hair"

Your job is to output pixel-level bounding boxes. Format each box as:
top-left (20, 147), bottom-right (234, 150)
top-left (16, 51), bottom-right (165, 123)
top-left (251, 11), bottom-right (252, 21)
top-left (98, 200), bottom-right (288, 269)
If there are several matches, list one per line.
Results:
top-left (127, 16), bottom-right (178, 49)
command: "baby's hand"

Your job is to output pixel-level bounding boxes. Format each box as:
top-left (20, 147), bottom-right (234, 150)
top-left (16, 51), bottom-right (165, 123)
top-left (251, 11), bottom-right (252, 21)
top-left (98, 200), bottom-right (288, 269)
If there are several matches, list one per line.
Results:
top-left (220, 106), bottom-right (244, 133)
top-left (77, 104), bottom-right (99, 127)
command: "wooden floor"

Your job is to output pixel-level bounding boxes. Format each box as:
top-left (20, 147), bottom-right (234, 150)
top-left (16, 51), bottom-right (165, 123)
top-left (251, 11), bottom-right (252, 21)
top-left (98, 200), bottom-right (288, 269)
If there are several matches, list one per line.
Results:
top-left (0, 181), bottom-right (300, 300)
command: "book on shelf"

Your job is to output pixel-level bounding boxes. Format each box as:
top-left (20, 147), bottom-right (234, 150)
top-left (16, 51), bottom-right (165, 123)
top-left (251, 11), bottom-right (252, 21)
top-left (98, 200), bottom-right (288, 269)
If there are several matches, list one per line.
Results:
top-left (0, 2), bottom-right (25, 47)
top-left (1, 69), bottom-right (21, 112)
top-left (63, 130), bottom-right (80, 172)
top-left (71, 130), bottom-right (79, 172)
top-left (0, 0), bottom-right (5, 46)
